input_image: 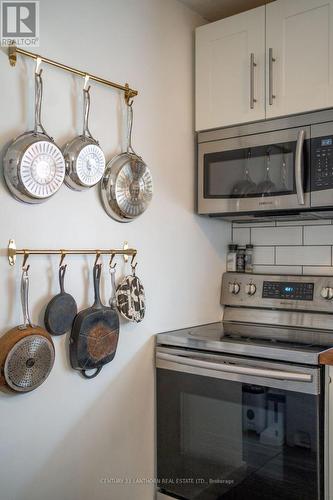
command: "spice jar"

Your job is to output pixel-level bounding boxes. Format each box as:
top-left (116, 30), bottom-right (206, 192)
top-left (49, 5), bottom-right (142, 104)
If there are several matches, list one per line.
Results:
top-left (245, 244), bottom-right (254, 273)
top-left (227, 244), bottom-right (238, 272)
top-left (236, 246), bottom-right (245, 272)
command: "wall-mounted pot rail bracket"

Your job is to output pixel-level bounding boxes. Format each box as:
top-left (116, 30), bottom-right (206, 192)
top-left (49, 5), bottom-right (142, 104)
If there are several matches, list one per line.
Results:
top-left (7, 239), bottom-right (137, 267)
top-left (8, 43), bottom-right (138, 104)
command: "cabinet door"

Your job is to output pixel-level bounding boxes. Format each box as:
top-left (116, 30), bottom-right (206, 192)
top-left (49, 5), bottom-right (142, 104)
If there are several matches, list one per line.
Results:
top-left (266, 0), bottom-right (333, 119)
top-left (195, 7), bottom-right (265, 131)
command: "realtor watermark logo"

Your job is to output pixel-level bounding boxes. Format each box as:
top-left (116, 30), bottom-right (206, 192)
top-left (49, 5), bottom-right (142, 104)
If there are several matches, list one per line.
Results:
top-left (1, 1), bottom-right (39, 46)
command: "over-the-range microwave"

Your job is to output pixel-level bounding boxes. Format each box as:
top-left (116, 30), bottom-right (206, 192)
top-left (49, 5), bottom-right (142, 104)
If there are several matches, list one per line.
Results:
top-left (198, 109), bottom-right (333, 221)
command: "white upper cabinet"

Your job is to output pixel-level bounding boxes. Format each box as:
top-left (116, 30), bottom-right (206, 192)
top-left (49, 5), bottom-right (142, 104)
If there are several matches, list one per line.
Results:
top-left (195, 7), bottom-right (265, 131)
top-left (266, 0), bottom-right (333, 119)
top-left (196, 0), bottom-right (333, 131)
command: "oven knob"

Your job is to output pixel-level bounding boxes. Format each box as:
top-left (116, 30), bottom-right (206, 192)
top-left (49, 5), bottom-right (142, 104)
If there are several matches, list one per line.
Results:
top-left (229, 282), bottom-right (240, 295)
top-left (321, 287), bottom-right (333, 300)
top-left (245, 283), bottom-right (256, 296)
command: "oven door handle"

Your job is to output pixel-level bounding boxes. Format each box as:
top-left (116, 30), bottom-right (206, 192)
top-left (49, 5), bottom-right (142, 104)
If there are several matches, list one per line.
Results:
top-left (156, 352), bottom-right (312, 382)
top-left (295, 128), bottom-right (305, 205)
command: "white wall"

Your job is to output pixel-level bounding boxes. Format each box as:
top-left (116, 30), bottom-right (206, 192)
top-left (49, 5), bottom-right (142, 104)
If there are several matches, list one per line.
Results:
top-left (0, 1), bottom-right (230, 499)
top-left (232, 220), bottom-right (333, 275)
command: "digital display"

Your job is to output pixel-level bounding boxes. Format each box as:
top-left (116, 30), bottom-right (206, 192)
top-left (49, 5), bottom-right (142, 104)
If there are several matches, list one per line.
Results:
top-left (321, 138), bottom-right (333, 147)
top-left (262, 281), bottom-right (314, 301)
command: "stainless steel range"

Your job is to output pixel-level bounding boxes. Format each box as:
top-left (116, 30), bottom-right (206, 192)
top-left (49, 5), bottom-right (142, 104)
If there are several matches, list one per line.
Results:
top-left (156, 273), bottom-right (333, 500)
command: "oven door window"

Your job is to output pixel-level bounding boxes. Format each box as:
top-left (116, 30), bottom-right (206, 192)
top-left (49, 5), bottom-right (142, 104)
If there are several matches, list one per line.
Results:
top-left (204, 141), bottom-right (308, 199)
top-left (157, 369), bottom-right (323, 500)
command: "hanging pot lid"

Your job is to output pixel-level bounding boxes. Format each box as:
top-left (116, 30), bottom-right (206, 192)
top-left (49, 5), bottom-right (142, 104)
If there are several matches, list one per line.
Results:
top-left (101, 102), bottom-right (153, 222)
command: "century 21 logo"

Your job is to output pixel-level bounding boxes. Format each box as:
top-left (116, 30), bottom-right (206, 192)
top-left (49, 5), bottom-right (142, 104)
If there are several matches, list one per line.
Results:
top-left (1, 1), bottom-right (39, 44)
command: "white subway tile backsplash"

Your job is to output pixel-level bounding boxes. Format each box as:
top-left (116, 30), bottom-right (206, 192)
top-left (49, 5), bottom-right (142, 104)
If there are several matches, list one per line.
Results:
top-left (303, 267), bottom-right (333, 276)
top-left (252, 265), bottom-right (302, 275)
top-left (232, 227), bottom-right (250, 246)
top-left (231, 218), bottom-right (333, 276)
top-left (276, 246), bottom-right (331, 266)
top-left (251, 226), bottom-right (302, 246)
top-left (304, 225), bottom-right (333, 245)
top-left (253, 247), bottom-right (275, 265)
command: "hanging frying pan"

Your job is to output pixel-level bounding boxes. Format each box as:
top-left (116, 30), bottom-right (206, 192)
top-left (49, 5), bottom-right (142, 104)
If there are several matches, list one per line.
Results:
top-left (101, 102), bottom-right (153, 222)
top-left (3, 68), bottom-right (65, 204)
top-left (0, 267), bottom-right (55, 393)
top-left (63, 79), bottom-right (105, 191)
top-left (116, 262), bottom-right (145, 323)
top-left (44, 265), bottom-right (78, 336)
top-left (70, 263), bottom-right (119, 379)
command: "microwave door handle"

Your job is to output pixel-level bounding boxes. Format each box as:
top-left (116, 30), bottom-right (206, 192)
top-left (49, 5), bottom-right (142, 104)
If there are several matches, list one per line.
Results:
top-left (295, 129), bottom-right (305, 205)
top-left (157, 352), bottom-right (312, 382)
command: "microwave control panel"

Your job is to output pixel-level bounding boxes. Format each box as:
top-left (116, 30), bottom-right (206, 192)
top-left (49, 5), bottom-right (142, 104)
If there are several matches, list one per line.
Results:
top-left (311, 136), bottom-right (333, 190)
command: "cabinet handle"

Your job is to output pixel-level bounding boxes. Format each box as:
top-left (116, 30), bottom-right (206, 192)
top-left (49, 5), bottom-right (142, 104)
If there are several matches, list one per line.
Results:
top-left (269, 48), bottom-right (276, 105)
top-left (250, 53), bottom-right (257, 109)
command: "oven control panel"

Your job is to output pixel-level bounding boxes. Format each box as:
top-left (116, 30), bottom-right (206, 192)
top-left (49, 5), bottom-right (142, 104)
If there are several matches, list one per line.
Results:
top-left (221, 272), bottom-right (333, 312)
top-left (311, 136), bottom-right (333, 191)
top-left (262, 281), bottom-right (314, 301)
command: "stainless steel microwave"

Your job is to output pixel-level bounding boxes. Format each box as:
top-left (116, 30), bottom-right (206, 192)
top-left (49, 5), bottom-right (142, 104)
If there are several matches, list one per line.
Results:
top-left (198, 109), bottom-right (333, 221)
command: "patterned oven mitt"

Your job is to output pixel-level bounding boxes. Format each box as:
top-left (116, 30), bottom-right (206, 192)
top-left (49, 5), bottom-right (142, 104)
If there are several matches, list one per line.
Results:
top-left (115, 263), bottom-right (145, 323)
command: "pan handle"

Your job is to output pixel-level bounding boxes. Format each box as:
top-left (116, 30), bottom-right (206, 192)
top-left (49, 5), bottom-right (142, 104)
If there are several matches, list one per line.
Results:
top-left (59, 265), bottom-right (67, 293)
top-left (81, 367), bottom-right (103, 379)
top-left (21, 267), bottom-right (32, 328)
top-left (93, 264), bottom-right (103, 309)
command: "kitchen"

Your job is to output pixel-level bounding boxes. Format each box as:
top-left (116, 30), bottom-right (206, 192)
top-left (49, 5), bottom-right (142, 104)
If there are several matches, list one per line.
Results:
top-left (0, 0), bottom-right (333, 499)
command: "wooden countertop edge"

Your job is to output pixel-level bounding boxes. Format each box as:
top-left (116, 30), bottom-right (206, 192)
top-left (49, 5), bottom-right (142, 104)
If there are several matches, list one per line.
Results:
top-left (319, 347), bottom-right (333, 365)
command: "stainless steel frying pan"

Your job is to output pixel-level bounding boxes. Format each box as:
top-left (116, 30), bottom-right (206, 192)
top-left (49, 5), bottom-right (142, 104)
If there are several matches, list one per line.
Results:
top-left (3, 70), bottom-right (65, 204)
top-left (101, 102), bottom-right (153, 222)
top-left (63, 82), bottom-right (105, 191)
top-left (0, 267), bottom-right (55, 393)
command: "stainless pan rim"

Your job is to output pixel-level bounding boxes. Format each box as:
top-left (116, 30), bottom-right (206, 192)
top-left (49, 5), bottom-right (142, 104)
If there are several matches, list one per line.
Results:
top-left (4, 131), bottom-right (65, 203)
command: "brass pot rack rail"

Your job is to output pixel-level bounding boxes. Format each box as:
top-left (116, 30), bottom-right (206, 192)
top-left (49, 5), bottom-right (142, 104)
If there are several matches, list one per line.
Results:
top-left (8, 239), bottom-right (136, 267)
top-left (8, 44), bottom-right (138, 104)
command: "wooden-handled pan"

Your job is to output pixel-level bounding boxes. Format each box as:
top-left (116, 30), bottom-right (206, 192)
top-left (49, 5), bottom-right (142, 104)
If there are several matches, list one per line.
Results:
top-left (69, 263), bottom-right (119, 379)
top-left (0, 267), bottom-right (55, 393)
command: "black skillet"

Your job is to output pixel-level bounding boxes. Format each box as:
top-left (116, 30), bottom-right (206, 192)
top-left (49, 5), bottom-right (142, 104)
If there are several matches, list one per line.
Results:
top-left (44, 265), bottom-right (78, 336)
top-left (69, 263), bottom-right (119, 379)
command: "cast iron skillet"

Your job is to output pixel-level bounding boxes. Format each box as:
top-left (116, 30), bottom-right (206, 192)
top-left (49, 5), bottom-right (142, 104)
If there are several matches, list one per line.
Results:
top-left (44, 265), bottom-right (78, 336)
top-left (69, 263), bottom-right (119, 379)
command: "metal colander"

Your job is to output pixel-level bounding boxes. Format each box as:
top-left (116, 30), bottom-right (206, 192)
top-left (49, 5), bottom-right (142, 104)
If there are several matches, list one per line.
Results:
top-left (4, 335), bottom-right (55, 392)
